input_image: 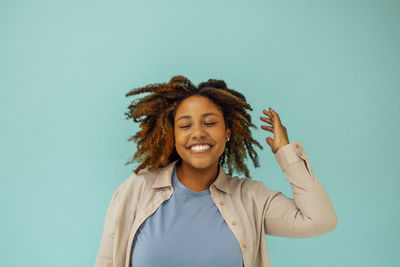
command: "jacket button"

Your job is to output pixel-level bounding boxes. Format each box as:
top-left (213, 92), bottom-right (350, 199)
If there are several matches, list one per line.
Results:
top-left (232, 221), bottom-right (236, 226)
top-left (242, 243), bottom-right (247, 248)
top-left (219, 201), bottom-right (224, 206)
top-left (295, 144), bottom-right (300, 149)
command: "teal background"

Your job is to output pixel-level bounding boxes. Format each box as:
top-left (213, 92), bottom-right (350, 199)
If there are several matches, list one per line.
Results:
top-left (1, 0), bottom-right (399, 266)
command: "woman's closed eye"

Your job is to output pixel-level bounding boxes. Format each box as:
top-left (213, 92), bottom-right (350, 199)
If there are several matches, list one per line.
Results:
top-left (179, 122), bottom-right (217, 129)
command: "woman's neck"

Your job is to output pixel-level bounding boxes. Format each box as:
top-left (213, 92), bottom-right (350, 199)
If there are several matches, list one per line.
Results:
top-left (175, 160), bottom-right (220, 192)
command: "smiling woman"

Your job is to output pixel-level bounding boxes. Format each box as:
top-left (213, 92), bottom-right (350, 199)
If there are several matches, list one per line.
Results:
top-left (94, 75), bottom-right (338, 267)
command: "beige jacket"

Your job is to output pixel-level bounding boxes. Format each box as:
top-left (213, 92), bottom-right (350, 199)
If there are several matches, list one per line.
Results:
top-left (94, 141), bottom-right (338, 267)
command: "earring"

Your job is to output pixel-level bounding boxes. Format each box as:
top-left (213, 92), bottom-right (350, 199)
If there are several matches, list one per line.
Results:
top-left (226, 137), bottom-right (230, 142)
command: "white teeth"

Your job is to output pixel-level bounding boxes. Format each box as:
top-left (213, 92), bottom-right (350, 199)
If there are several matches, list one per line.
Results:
top-left (190, 145), bottom-right (210, 151)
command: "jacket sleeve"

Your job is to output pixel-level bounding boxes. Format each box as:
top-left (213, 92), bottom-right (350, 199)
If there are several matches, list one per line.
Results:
top-left (94, 188), bottom-right (120, 267)
top-left (262, 141), bottom-right (338, 238)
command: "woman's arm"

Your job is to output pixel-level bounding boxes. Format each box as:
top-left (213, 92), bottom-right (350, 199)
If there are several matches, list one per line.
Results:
top-left (262, 142), bottom-right (337, 238)
top-left (259, 108), bottom-right (337, 237)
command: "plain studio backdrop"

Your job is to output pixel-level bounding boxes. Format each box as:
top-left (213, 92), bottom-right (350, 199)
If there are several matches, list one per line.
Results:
top-left (0, 0), bottom-right (399, 266)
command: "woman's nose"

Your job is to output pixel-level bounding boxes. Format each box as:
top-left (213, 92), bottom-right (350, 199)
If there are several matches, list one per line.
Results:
top-left (191, 123), bottom-right (207, 138)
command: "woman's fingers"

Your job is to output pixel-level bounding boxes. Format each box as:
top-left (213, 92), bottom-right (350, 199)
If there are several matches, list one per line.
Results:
top-left (262, 109), bottom-right (273, 120)
top-left (260, 108), bottom-right (275, 130)
top-left (261, 125), bottom-right (273, 132)
top-left (260, 116), bottom-right (273, 124)
top-left (269, 108), bottom-right (281, 125)
top-left (261, 109), bottom-right (275, 123)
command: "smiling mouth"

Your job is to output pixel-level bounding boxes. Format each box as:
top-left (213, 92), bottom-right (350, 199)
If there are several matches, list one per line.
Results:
top-left (188, 144), bottom-right (213, 153)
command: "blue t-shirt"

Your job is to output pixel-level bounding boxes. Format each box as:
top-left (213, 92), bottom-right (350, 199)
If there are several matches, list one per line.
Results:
top-left (130, 164), bottom-right (244, 267)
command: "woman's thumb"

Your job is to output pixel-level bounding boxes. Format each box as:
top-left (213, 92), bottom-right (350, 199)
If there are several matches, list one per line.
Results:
top-left (266, 137), bottom-right (273, 148)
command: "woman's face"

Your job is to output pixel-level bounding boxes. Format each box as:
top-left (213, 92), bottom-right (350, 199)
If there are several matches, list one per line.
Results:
top-left (174, 95), bottom-right (231, 171)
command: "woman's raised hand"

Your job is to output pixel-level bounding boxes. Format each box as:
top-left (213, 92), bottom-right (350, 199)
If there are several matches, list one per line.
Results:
top-left (260, 108), bottom-right (290, 154)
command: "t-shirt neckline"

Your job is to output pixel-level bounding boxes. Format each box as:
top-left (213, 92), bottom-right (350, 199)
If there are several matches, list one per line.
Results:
top-left (172, 164), bottom-right (210, 197)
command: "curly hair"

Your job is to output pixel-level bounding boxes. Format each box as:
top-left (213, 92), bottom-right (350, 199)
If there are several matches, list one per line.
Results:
top-left (124, 75), bottom-right (263, 178)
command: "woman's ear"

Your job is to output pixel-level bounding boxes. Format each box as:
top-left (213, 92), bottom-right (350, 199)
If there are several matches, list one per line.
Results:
top-left (226, 128), bottom-right (231, 139)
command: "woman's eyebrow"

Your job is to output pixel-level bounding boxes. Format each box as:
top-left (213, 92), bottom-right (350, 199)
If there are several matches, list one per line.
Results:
top-left (176, 112), bottom-right (220, 122)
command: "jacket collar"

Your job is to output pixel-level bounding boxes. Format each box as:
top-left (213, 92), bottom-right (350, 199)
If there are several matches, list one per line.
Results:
top-left (151, 159), bottom-right (231, 195)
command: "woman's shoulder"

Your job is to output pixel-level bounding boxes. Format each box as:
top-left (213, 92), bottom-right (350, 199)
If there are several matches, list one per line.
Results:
top-left (225, 173), bottom-right (279, 201)
top-left (114, 167), bottom-right (163, 198)
top-left (224, 171), bottom-right (266, 189)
